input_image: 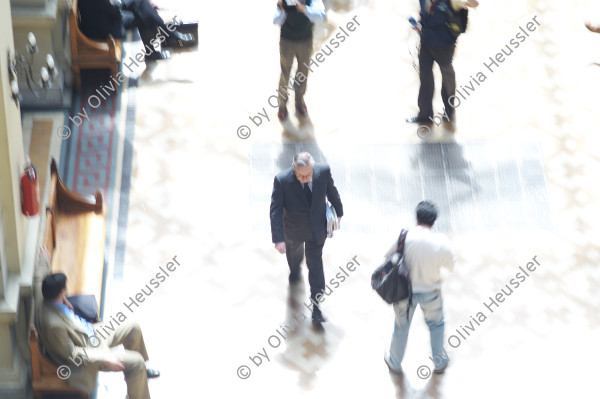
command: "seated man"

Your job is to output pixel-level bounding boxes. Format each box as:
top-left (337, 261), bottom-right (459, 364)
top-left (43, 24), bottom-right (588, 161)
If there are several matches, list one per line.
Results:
top-left (78, 0), bottom-right (194, 61)
top-left (35, 273), bottom-right (159, 399)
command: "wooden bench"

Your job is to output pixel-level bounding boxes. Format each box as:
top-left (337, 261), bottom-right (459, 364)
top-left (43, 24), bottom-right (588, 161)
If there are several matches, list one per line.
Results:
top-left (31, 158), bottom-right (106, 398)
top-left (44, 158), bottom-right (106, 303)
top-left (30, 325), bottom-right (90, 399)
top-left (69, 0), bottom-right (122, 91)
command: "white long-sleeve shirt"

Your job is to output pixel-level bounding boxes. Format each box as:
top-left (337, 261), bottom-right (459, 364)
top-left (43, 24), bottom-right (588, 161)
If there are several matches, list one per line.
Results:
top-left (385, 225), bottom-right (455, 293)
top-left (273, 0), bottom-right (326, 26)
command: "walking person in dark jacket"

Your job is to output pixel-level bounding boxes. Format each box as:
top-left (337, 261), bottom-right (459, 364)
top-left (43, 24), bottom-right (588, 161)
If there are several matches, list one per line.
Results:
top-left (407, 0), bottom-right (479, 127)
top-left (269, 152), bottom-right (343, 322)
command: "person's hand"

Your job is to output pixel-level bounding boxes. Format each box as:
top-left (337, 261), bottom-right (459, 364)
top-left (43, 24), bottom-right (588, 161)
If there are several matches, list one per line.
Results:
top-left (465, 0), bottom-right (479, 8)
top-left (274, 242), bottom-right (286, 254)
top-left (277, 0), bottom-right (284, 12)
top-left (104, 355), bottom-right (125, 372)
top-left (295, 0), bottom-right (307, 14)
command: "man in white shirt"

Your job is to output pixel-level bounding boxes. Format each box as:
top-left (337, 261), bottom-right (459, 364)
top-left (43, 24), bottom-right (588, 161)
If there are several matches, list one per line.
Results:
top-left (384, 201), bottom-right (456, 374)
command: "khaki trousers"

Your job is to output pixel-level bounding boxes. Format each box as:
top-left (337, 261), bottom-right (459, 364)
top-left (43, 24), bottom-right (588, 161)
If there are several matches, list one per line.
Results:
top-left (94, 321), bottom-right (151, 399)
top-left (278, 37), bottom-right (313, 107)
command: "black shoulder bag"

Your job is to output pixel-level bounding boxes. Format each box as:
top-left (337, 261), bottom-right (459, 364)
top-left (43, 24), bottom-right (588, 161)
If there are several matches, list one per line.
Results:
top-left (371, 230), bottom-right (412, 318)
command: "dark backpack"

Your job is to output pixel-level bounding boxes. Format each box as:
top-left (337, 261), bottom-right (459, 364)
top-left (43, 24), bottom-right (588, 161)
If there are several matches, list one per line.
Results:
top-left (446, 5), bottom-right (469, 38)
top-left (371, 230), bottom-right (412, 318)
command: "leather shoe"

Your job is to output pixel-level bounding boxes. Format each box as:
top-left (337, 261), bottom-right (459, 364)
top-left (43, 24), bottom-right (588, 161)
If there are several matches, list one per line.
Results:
top-left (145, 50), bottom-right (171, 62)
top-left (278, 107), bottom-right (288, 121)
top-left (311, 307), bottom-right (326, 323)
top-left (289, 272), bottom-right (301, 284)
top-left (295, 101), bottom-right (308, 117)
top-left (146, 368), bottom-right (160, 378)
top-left (406, 116), bottom-right (431, 125)
top-left (164, 30), bottom-right (196, 48)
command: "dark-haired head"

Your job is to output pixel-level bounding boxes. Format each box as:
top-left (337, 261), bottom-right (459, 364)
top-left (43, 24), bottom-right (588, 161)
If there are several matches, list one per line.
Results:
top-left (416, 201), bottom-right (438, 227)
top-left (41, 273), bottom-right (67, 301)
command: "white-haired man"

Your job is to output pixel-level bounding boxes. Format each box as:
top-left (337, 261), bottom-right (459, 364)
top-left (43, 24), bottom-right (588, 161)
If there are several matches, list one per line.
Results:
top-left (269, 152), bottom-right (343, 322)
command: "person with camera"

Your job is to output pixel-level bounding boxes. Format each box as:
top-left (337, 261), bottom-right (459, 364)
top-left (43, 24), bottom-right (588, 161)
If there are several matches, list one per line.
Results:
top-left (406, 0), bottom-right (479, 128)
top-left (273, 0), bottom-right (326, 121)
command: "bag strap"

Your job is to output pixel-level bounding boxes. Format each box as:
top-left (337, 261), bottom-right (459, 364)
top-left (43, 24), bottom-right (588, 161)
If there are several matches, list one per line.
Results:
top-left (397, 229), bottom-right (408, 255)
top-left (397, 228), bottom-right (411, 321)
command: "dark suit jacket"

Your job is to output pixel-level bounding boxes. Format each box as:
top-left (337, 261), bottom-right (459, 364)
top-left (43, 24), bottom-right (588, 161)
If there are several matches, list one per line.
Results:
top-left (78, 0), bottom-right (127, 40)
top-left (270, 163), bottom-right (343, 243)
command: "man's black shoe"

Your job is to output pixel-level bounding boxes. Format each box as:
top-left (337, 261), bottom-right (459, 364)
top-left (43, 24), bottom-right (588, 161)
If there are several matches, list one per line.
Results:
top-left (164, 31), bottom-right (196, 48)
top-left (145, 50), bottom-right (171, 62)
top-left (146, 368), bottom-right (160, 378)
top-left (312, 308), bottom-right (326, 323)
top-left (406, 116), bottom-right (432, 125)
top-left (289, 272), bottom-right (301, 284)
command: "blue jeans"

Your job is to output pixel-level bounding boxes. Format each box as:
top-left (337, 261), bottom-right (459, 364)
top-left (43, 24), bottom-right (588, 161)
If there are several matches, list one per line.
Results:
top-left (387, 290), bottom-right (447, 371)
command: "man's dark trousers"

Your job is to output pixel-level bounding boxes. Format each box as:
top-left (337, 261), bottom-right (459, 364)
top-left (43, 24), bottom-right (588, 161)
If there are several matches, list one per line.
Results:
top-left (417, 43), bottom-right (456, 121)
top-left (121, 0), bottom-right (165, 31)
top-left (285, 237), bottom-right (325, 302)
top-left (270, 164), bottom-right (343, 306)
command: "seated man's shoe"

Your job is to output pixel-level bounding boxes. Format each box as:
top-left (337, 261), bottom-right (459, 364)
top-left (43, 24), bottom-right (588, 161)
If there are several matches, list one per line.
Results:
top-left (295, 101), bottom-right (308, 117)
top-left (383, 354), bottom-right (402, 376)
top-left (406, 116), bottom-right (432, 125)
top-left (311, 307), bottom-right (326, 323)
top-left (146, 368), bottom-right (160, 378)
top-left (164, 30), bottom-right (196, 48)
top-left (278, 107), bottom-right (289, 121)
top-left (145, 50), bottom-right (171, 62)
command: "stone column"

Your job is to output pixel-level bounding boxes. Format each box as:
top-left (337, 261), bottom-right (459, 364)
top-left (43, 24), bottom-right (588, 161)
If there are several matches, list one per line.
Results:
top-left (0, 1), bottom-right (29, 397)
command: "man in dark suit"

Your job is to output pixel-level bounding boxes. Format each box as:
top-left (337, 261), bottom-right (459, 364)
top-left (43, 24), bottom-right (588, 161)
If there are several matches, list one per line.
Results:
top-left (270, 152), bottom-right (343, 322)
top-left (78, 0), bottom-right (194, 61)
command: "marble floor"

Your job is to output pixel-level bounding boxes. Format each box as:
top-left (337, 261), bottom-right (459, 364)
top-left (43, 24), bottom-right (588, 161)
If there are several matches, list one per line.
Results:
top-left (92, 0), bottom-right (600, 398)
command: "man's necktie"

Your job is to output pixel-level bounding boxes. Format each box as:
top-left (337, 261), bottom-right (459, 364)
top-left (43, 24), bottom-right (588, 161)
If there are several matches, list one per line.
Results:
top-left (304, 183), bottom-right (312, 207)
top-left (429, 0), bottom-right (438, 14)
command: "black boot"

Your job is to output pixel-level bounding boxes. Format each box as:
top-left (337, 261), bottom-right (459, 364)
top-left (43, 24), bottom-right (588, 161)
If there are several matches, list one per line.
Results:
top-left (312, 306), bottom-right (326, 323)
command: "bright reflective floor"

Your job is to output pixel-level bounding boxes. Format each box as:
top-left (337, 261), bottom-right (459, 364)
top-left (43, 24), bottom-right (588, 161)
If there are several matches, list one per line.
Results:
top-left (93, 0), bottom-right (600, 398)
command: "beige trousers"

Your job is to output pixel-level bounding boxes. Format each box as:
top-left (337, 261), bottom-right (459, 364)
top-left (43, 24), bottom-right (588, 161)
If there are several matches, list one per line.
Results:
top-left (94, 321), bottom-right (151, 399)
top-left (278, 37), bottom-right (313, 107)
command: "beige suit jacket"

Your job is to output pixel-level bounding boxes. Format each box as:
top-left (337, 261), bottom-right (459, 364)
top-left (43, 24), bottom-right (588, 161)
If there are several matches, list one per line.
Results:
top-left (33, 251), bottom-right (107, 393)
top-left (35, 299), bottom-right (111, 392)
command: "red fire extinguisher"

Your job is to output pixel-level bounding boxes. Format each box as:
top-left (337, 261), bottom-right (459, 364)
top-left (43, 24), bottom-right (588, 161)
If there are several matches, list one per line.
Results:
top-left (21, 159), bottom-right (40, 216)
